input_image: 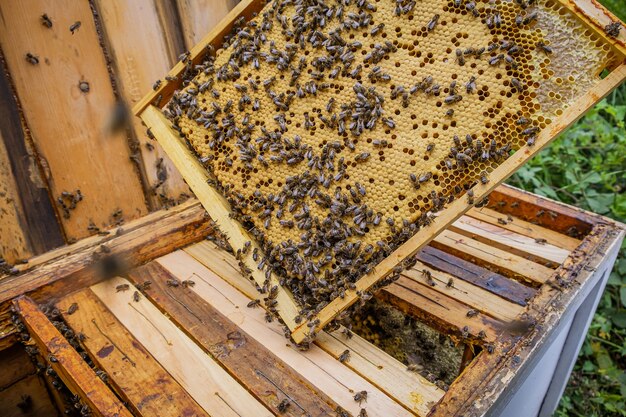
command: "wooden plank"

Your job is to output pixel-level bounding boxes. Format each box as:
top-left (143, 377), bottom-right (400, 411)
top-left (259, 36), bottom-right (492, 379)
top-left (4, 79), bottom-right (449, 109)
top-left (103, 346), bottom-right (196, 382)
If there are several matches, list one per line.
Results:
top-left (417, 246), bottom-right (535, 306)
top-left (58, 289), bottom-right (209, 417)
top-left (0, 199), bottom-right (211, 305)
top-left (0, 374), bottom-right (59, 417)
top-left (465, 208), bottom-right (580, 251)
top-left (140, 105), bottom-right (300, 330)
top-left (402, 263), bottom-right (525, 322)
top-left (91, 276), bottom-right (273, 417)
top-left (0, 344), bottom-right (36, 389)
top-left (128, 261), bottom-right (339, 417)
top-left (0, 58), bottom-right (64, 257)
top-left (132, 0), bottom-right (265, 115)
top-left (0, 0), bottom-right (148, 241)
top-left (94, 0), bottom-right (190, 209)
top-left (316, 328), bottom-right (444, 415)
top-left (0, 129), bottom-right (33, 264)
top-left (450, 217), bottom-right (571, 265)
top-left (13, 296), bottom-right (133, 417)
top-left (153, 0), bottom-right (187, 63)
top-left (176, 0), bottom-right (239, 49)
top-left (157, 250), bottom-right (415, 417)
top-left (432, 230), bottom-right (554, 285)
top-left (377, 276), bottom-right (502, 343)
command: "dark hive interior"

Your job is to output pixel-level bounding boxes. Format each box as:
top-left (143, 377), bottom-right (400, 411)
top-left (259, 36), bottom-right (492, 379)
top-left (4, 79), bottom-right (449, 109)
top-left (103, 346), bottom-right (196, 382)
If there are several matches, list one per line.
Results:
top-left (164, 0), bottom-right (618, 320)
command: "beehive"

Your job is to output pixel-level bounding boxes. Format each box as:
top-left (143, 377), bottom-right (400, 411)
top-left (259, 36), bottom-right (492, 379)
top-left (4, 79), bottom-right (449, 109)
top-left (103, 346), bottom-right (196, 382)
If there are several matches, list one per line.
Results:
top-left (138, 0), bottom-right (626, 342)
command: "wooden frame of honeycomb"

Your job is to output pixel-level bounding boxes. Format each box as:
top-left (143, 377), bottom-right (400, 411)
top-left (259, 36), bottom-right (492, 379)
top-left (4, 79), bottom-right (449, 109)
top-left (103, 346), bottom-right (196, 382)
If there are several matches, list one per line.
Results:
top-left (135, 0), bottom-right (626, 343)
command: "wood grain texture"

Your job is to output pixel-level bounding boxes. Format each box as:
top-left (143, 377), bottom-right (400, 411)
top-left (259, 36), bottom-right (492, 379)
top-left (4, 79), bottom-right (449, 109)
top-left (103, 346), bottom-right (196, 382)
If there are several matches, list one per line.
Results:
top-left (94, 0), bottom-right (189, 208)
top-left (0, 199), bottom-right (212, 305)
top-left (141, 105), bottom-right (300, 330)
top-left (176, 0), bottom-right (240, 49)
top-left (13, 296), bottom-right (133, 417)
top-left (0, 0), bottom-right (148, 241)
top-left (91, 276), bottom-right (273, 417)
top-left (416, 246), bottom-right (535, 306)
top-left (58, 289), bottom-right (209, 417)
top-left (129, 261), bottom-right (339, 417)
top-left (157, 250), bottom-right (415, 417)
top-left (466, 207), bottom-right (581, 251)
top-left (432, 230), bottom-right (554, 285)
top-left (0, 58), bottom-right (64, 258)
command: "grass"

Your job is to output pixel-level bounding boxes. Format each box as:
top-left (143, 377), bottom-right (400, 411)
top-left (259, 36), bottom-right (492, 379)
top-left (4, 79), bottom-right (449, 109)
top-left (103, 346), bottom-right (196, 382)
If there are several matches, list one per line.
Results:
top-left (507, 3), bottom-right (626, 414)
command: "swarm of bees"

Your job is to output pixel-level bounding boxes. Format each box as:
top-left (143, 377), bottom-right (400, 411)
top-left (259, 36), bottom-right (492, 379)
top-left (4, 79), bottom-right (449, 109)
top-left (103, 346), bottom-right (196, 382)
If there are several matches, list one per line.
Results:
top-left (162, 0), bottom-right (617, 326)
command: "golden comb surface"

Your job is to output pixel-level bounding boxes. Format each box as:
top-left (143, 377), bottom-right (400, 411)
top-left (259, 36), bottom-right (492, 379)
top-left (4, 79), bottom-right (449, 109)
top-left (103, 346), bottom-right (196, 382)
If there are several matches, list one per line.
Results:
top-left (165, 0), bottom-right (622, 326)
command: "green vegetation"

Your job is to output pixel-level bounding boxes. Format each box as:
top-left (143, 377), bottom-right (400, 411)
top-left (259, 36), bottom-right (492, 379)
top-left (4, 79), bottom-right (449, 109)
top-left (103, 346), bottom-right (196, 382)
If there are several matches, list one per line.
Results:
top-left (507, 3), bottom-right (625, 414)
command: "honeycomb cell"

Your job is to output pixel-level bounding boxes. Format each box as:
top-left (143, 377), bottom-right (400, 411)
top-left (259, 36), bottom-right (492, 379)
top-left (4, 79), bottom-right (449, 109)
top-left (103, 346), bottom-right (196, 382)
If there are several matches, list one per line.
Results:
top-left (166, 0), bottom-right (617, 311)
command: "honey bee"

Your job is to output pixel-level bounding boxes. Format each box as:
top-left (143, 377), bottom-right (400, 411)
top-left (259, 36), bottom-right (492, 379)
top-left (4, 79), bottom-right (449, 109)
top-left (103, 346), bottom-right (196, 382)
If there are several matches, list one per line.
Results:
top-left (339, 349), bottom-right (351, 363)
top-left (116, 284), bottom-right (130, 292)
top-left (133, 291), bottom-right (140, 302)
top-left (354, 390), bottom-right (368, 405)
top-left (69, 21), bottom-right (81, 34)
top-left (67, 303), bottom-right (79, 315)
top-left (41, 14), bottom-right (53, 28)
top-left (25, 53), bottom-right (39, 65)
top-left (466, 309), bottom-right (479, 318)
top-left (277, 399), bottom-right (290, 413)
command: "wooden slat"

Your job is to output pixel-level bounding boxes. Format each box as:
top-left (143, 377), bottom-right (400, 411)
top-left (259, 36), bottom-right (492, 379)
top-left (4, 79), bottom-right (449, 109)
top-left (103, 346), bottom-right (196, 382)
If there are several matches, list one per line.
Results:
top-left (132, 0), bottom-right (265, 115)
top-left (0, 199), bottom-right (211, 305)
top-left (128, 261), bottom-right (339, 417)
top-left (451, 217), bottom-right (571, 265)
top-left (377, 277), bottom-right (502, 343)
top-left (402, 263), bottom-right (525, 322)
top-left (465, 207), bottom-right (581, 251)
top-left (316, 328), bottom-right (444, 415)
top-left (181, 241), bottom-right (444, 416)
top-left (417, 246), bottom-right (535, 306)
top-left (94, 0), bottom-right (189, 209)
top-left (140, 105), bottom-right (300, 330)
top-left (13, 296), bottom-right (133, 417)
top-left (432, 230), bottom-right (554, 285)
top-left (157, 250), bottom-right (416, 417)
top-left (91, 277), bottom-right (273, 417)
top-left (0, 59), bottom-right (63, 258)
top-left (176, 0), bottom-right (239, 49)
top-left (58, 289), bottom-right (209, 417)
top-left (0, 0), bottom-right (148, 240)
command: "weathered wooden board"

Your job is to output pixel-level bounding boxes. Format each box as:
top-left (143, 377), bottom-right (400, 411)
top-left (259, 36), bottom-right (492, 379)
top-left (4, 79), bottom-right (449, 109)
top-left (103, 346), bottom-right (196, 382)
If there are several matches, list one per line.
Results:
top-left (0, 199), bottom-right (211, 306)
top-left (157, 250), bottom-right (417, 417)
top-left (91, 277), bottom-right (273, 417)
top-left (176, 0), bottom-right (240, 49)
top-left (0, 0), bottom-right (148, 241)
top-left (13, 296), bottom-right (133, 417)
top-left (93, 0), bottom-right (189, 209)
top-left (416, 246), bottom-right (536, 305)
top-left (129, 261), bottom-right (339, 417)
top-left (0, 62), bottom-right (63, 259)
top-left (466, 207), bottom-right (581, 251)
top-left (432, 230), bottom-right (554, 285)
top-left (58, 289), bottom-right (209, 417)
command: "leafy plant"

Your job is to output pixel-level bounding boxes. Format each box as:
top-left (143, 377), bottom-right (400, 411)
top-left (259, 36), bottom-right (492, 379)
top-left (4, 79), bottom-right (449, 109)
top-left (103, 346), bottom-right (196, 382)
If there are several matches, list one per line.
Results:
top-left (508, 1), bottom-right (626, 413)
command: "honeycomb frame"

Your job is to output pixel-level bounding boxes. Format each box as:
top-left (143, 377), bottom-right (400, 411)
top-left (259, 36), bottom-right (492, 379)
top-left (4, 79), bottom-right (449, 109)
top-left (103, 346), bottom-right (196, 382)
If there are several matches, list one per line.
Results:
top-left (136, 0), bottom-right (626, 343)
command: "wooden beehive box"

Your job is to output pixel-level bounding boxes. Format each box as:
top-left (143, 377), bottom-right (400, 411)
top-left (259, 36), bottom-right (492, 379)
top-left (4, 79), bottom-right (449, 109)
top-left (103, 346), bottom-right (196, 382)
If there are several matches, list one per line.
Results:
top-left (0, 185), bottom-right (623, 417)
top-left (134, 0), bottom-right (626, 343)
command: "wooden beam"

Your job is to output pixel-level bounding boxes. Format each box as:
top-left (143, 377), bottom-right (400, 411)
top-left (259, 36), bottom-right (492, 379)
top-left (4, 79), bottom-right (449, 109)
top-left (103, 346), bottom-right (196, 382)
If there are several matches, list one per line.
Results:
top-left (0, 0), bottom-right (148, 241)
top-left (91, 277), bottom-right (274, 417)
top-left (176, 0), bottom-right (240, 49)
top-left (0, 199), bottom-right (212, 305)
top-left (157, 250), bottom-right (415, 417)
top-left (58, 289), bottom-right (210, 417)
top-left (140, 105), bottom-right (300, 330)
top-left (93, 0), bottom-right (190, 209)
top-left (0, 55), bottom-right (64, 257)
top-left (13, 296), bottom-right (133, 417)
top-left (466, 207), bottom-right (581, 251)
top-left (128, 261), bottom-right (339, 417)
